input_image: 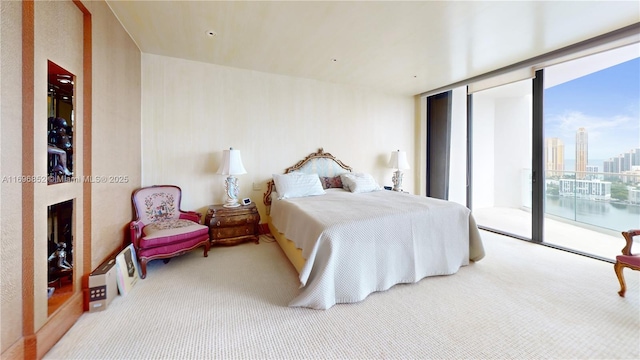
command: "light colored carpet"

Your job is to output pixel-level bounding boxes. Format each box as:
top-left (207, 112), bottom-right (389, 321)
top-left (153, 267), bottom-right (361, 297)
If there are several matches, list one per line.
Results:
top-left (45, 232), bottom-right (640, 359)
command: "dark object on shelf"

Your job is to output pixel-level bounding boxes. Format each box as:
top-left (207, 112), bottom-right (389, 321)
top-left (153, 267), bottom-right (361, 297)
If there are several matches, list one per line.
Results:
top-left (49, 242), bottom-right (72, 270)
top-left (47, 199), bottom-right (74, 289)
top-left (47, 116), bottom-right (74, 179)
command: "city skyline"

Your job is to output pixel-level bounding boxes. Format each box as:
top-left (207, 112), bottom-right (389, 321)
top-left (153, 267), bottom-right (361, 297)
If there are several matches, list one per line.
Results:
top-left (544, 57), bottom-right (640, 161)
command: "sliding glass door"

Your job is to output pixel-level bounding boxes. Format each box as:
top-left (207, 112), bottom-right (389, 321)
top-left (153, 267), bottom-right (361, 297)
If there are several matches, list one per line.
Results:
top-left (543, 44), bottom-right (640, 259)
top-left (431, 41), bottom-right (638, 261)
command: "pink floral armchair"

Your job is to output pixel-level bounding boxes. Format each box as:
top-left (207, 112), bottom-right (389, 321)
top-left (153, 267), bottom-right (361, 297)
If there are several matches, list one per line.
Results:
top-left (130, 185), bottom-right (210, 278)
top-left (614, 229), bottom-right (640, 297)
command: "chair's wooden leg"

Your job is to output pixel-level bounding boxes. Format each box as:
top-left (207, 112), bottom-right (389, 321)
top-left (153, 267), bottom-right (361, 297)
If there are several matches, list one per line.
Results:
top-left (204, 241), bottom-right (210, 257)
top-left (140, 259), bottom-right (148, 279)
top-left (614, 262), bottom-right (626, 297)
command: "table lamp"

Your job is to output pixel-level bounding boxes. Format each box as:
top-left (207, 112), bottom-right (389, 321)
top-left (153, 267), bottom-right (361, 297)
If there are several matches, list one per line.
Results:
top-left (388, 150), bottom-right (410, 192)
top-left (216, 148), bottom-right (247, 207)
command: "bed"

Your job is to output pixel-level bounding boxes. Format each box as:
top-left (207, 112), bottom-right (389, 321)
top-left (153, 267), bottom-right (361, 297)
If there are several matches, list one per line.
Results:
top-left (263, 148), bottom-right (485, 309)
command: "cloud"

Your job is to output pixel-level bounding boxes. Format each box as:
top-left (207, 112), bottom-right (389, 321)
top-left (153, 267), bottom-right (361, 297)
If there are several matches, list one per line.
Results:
top-left (553, 111), bottom-right (633, 133)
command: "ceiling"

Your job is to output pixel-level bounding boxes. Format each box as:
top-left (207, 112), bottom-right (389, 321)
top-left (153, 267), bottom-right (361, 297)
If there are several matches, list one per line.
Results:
top-left (105, 1), bottom-right (640, 96)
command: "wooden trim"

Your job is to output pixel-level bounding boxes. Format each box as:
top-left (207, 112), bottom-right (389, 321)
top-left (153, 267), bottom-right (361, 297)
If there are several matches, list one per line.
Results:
top-left (285, 148), bottom-right (352, 174)
top-left (79, 0), bottom-right (93, 286)
top-left (1, 338), bottom-right (26, 360)
top-left (22, 1), bottom-right (36, 349)
top-left (71, 0), bottom-right (89, 13)
top-left (36, 294), bottom-right (84, 359)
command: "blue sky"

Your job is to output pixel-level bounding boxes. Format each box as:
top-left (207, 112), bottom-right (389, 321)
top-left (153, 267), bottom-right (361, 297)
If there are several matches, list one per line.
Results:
top-left (544, 57), bottom-right (640, 165)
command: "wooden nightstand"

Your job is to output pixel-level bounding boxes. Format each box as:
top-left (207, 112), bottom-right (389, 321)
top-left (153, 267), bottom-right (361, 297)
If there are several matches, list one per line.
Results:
top-left (205, 203), bottom-right (260, 246)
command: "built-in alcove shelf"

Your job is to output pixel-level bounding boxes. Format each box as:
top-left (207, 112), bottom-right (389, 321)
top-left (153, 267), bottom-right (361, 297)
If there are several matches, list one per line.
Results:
top-left (47, 199), bottom-right (74, 315)
top-left (47, 60), bottom-right (75, 185)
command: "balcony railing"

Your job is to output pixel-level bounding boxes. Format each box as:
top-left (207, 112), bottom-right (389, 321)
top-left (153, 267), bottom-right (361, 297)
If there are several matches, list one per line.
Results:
top-left (543, 170), bottom-right (640, 232)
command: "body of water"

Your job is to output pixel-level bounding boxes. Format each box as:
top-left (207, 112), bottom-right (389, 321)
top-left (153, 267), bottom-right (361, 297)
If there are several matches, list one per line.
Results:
top-left (545, 196), bottom-right (640, 231)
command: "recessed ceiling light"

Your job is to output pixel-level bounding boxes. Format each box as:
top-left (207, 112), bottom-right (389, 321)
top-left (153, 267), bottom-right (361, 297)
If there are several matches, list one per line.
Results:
top-left (57, 74), bottom-right (72, 84)
top-left (206, 30), bottom-right (217, 37)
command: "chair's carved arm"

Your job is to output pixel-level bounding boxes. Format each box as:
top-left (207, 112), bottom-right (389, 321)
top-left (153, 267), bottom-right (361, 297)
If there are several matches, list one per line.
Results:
top-left (179, 211), bottom-right (201, 223)
top-left (621, 229), bottom-right (640, 256)
top-left (129, 220), bottom-right (144, 249)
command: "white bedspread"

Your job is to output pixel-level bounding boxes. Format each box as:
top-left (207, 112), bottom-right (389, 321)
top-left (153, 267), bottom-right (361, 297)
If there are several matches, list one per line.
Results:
top-left (270, 189), bottom-right (485, 309)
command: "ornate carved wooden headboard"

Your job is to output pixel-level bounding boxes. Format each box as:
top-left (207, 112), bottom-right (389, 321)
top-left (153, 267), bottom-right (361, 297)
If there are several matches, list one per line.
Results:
top-left (263, 148), bottom-right (352, 212)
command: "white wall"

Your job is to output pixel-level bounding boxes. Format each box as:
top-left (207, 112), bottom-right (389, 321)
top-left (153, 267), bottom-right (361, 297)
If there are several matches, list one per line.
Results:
top-left (1, 0), bottom-right (24, 351)
top-left (472, 80), bottom-right (532, 210)
top-left (494, 94), bottom-right (532, 208)
top-left (472, 95), bottom-right (496, 209)
top-left (85, 0), bottom-right (142, 267)
top-left (141, 54), bottom-right (415, 217)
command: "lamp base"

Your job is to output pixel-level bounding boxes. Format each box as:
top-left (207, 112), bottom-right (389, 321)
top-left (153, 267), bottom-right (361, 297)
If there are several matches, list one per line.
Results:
top-left (391, 170), bottom-right (404, 192)
top-left (223, 196), bottom-right (241, 208)
top-left (223, 175), bottom-right (241, 208)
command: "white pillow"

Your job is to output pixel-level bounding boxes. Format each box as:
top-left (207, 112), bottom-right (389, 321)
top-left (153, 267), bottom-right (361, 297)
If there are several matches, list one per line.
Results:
top-left (341, 173), bottom-right (382, 193)
top-left (272, 172), bottom-right (325, 199)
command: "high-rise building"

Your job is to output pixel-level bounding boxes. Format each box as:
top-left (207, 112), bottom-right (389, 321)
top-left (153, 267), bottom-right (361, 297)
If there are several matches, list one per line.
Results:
top-left (575, 127), bottom-right (588, 179)
top-left (623, 152), bottom-right (632, 172)
top-left (631, 148), bottom-right (640, 167)
top-left (586, 165), bottom-right (600, 180)
top-left (545, 137), bottom-right (564, 177)
top-left (613, 155), bottom-right (623, 173)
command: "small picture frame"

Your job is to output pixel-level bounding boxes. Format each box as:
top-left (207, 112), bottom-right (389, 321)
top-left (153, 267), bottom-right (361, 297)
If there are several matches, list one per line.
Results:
top-left (115, 244), bottom-right (140, 295)
top-left (242, 198), bottom-right (251, 206)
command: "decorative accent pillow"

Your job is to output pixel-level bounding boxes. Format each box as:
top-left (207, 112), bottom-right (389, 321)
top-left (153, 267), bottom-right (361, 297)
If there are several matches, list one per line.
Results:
top-left (273, 172), bottom-right (326, 199)
top-left (341, 173), bottom-right (382, 193)
top-left (320, 176), bottom-right (343, 189)
top-left (339, 173), bottom-right (351, 191)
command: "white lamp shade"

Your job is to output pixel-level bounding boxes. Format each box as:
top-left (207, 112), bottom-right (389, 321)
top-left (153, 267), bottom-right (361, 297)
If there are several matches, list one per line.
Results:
top-left (388, 150), bottom-right (410, 170)
top-left (216, 148), bottom-right (247, 175)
